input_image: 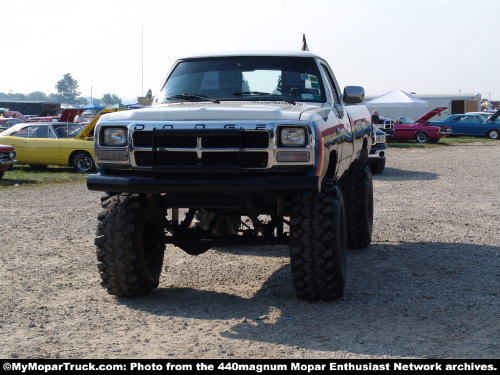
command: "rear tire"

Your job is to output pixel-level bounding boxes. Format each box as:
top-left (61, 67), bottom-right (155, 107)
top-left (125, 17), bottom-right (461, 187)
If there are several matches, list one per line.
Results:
top-left (487, 129), bottom-right (499, 139)
top-left (73, 151), bottom-right (95, 173)
top-left (289, 181), bottom-right (347, 301)
top-left (340, 163), bottom-right (374, 249)
top-left (95, 193), bottom-right (165, 298)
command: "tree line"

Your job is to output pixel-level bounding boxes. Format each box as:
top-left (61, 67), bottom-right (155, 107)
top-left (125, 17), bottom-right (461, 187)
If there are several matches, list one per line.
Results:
top-left (0, 73), bottom-right (123, 106)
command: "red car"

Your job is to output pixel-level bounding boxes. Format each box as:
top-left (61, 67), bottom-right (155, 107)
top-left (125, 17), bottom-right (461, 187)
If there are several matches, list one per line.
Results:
top-left (393, 107), bottom-right (451, 143)
top-left (27, 108), bottom-right (84, 123)
top-left (0, 144), bottom-right (16, 179)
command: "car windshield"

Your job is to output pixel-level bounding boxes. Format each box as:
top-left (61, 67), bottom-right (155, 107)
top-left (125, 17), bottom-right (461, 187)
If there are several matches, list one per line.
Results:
top-left (399, 117), bottom-right (414, 124)
top-left (52, 123), bottom-right (84, 138)
top-left (158, 57), bottom-right (326, 104)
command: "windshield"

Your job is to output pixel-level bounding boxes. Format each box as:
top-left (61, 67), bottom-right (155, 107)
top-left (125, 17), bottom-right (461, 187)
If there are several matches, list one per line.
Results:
top-left (399, 117), bottom-right (414, 124)
top-left (52, 123), bottom-right (84, 138)
top-left (158, 57), bottom-right (326, 104)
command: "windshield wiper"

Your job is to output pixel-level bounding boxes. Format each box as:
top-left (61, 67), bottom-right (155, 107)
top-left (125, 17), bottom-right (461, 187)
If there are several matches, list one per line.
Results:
top-left (167, 94), bottom-right (220, 104)
top-left (232, 91), bottom-right (296, 104)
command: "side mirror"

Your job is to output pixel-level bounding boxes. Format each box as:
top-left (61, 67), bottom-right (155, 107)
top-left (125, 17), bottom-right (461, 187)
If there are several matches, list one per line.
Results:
top-left (343, 86), bottom-right (365, 104)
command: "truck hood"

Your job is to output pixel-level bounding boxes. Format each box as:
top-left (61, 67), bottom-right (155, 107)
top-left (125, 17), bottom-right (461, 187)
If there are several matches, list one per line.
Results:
top-left (100, 102), bottom-right (320, 123)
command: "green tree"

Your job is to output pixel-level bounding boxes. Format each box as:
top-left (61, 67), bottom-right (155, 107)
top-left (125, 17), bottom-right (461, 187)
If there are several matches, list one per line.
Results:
top-left (75, 96), bottom-right (89, 106)
top-left (48, 93), bottom-right (63, 103)
top-left (27, 91), bottom-right (48, 101)
top-left (55, 73), bottom-right (80, 104)
top-left (101, 93), bottom-right (122, 105)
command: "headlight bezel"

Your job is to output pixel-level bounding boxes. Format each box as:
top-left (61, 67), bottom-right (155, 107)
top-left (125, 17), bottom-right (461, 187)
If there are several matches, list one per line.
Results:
top-left (101, 127), bottom-right (128, 147)
top-left (279, 126), bottom-right (308, 147)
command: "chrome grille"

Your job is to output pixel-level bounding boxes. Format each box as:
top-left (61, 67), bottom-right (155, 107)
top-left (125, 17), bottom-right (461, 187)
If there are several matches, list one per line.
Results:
top-left (133, 130), bottom-right (269, 148)
top-left (132, 129), bottom-right (270, 170)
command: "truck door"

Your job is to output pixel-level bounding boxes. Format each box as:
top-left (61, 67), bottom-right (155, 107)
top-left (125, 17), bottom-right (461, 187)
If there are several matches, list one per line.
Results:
top-left (319, 62), bottom-right (353, 161)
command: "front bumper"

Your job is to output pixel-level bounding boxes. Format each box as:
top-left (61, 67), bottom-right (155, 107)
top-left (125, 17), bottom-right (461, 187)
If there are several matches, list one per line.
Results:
top-left (87, 174), bottom-right (319, 193)
top-left (0, 159), bottom-right (16, 170)
top-left (369, 143), bottom-right (387, 158)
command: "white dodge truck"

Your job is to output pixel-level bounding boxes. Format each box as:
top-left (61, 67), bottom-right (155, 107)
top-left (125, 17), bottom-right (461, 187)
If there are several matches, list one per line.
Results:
top-left (88, 52), bottom-right (374, 301)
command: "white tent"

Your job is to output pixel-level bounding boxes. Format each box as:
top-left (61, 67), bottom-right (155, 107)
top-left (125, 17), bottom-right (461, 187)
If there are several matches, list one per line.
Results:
top-left (365, 89), bottom-right (428, 108)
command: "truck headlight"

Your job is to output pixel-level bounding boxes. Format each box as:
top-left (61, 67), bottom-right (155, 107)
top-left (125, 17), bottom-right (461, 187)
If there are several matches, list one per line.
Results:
top-left (280, 127), bottom-right (306, 147)
top-left (377, 134), bottom-right (386, 144)
top-left (102, 128), bottom-right (127, 146)
top-left (9, 151), bottom-right (16, 160)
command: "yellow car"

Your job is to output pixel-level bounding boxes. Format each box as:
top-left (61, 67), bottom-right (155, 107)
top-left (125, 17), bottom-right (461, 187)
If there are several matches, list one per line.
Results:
top-left (0, 108), bottom-right (125, 172)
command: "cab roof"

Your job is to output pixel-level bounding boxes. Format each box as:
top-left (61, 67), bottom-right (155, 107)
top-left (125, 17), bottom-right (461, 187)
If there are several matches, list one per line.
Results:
top-left (179, 50), bottom-right (323, 60)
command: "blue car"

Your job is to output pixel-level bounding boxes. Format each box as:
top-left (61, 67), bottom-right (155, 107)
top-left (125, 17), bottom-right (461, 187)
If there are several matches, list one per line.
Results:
top-left (430, 111), bottom-right (499, 139)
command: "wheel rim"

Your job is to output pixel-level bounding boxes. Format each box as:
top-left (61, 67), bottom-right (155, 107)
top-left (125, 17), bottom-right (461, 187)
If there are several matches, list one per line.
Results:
top-left (416, 132), bottom-right (428, 143)
top-left (489, 130), bottom-right (498, 139)
top-left (76, 154), bottom-right (92, 172)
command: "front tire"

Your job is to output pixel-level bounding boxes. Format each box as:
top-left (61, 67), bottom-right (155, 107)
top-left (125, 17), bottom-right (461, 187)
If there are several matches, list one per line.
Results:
top-left (289, 182), bottom-right (347, 301)
top-left (340, 163), bottom-right (374, 249)
top-left (415, 131), bottom-right (429, 143)
top-left (368, 157), bottom-right (385, 174)
top-left (95, 193), bottom-right (166, 298)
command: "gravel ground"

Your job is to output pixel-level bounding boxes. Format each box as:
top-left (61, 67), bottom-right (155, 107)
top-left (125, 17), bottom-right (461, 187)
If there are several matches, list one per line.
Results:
top-left (0, 143), bottom-right (499, 359)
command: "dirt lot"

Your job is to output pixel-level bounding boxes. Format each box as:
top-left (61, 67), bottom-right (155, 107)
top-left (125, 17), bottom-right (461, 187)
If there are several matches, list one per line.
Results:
top-left (0, 142), bottom-right (499, 359)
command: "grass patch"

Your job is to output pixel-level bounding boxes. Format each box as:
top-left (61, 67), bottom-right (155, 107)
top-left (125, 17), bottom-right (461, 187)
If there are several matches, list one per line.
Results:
top-left (0, 165), bottom-right (86, 189)
top-left (389, 137), bottom-right (497, 148)
top-left (440, 137), bottom-right (497, 145)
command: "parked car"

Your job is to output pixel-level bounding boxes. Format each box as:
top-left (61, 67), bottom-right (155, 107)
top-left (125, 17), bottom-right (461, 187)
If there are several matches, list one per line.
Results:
top-left (430, 110), bottom-right (500, 139)
top-left (0, 144), bottom-right (16, 179)
top-left (27, 108), bottom-right (84, 123)
top-left (465, 111), bottom-right (496, 121)
top-left (373, 116), bottom-right (394, 133)
top-left (393, 107), bottom-right (451, 143)
top-left (368, 126), bottom-right (387, 174)
top-left (0, 118), bottom-right (25, 131)
top-left (0, 108), bottom-right (126, 172)
top-left (394, 116), bottom-right (414, 125)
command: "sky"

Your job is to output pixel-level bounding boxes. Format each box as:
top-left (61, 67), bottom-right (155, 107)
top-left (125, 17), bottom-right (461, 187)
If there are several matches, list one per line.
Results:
top-left (2, 0), bottom-right (499, 103)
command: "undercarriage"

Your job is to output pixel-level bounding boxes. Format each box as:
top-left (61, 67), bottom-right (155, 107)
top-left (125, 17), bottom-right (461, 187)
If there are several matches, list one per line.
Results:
top-left (93, 162), bottom-right (374, 301)
top-left (151, 193), bottom-right (293, 253)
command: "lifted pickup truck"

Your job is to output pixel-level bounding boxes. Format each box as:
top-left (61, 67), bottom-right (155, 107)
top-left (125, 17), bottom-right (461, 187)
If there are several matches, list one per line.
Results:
top-left (88, 52), bottom-right (374, 301)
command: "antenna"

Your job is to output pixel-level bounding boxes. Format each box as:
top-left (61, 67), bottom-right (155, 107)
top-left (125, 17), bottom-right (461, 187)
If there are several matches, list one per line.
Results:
top-left (141, 24), bottom-right (144, 97)
top-left (302, 34), bottom-right (309, 51)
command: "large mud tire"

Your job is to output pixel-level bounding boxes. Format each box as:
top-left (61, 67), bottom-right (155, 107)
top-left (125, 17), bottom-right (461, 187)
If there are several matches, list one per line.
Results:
top-left (340, 163), bottom-right (374, 249)
top-left (289, 182), bottom-right (347, 301)
top-left (95, 193), bottom-right (165, 297)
